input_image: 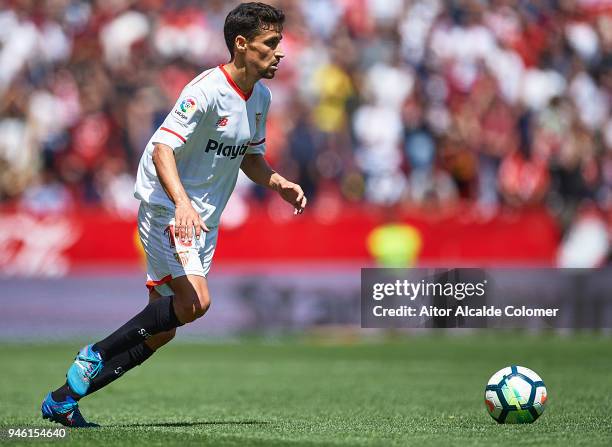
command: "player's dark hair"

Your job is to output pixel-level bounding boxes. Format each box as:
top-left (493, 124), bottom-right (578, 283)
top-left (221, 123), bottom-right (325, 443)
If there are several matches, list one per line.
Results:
top-left (224, 2), bottom-right (285, 59)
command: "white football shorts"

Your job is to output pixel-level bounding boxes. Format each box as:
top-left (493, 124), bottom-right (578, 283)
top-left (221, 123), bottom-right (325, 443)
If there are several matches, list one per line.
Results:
top-left (137, 201), bottom-right (218, 296)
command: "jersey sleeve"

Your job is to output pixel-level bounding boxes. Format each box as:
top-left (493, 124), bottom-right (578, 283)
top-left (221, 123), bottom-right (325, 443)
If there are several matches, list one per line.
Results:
top-left (151, 85), bottom-right (209, 151)
top-left (246, 87), bottom-right (271, 155)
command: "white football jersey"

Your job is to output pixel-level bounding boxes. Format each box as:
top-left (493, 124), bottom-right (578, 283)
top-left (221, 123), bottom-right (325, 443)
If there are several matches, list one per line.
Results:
top-left (134, 64), bottom-right (270, 227)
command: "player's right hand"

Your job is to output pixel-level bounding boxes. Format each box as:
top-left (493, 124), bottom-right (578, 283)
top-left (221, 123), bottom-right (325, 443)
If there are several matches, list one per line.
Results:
top-left (175, 202), bottom-right (209, 243)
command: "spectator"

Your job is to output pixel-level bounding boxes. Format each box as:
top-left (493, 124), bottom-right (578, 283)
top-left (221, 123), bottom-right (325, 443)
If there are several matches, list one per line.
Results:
top-left (0, 0), bottom-right (610, 266)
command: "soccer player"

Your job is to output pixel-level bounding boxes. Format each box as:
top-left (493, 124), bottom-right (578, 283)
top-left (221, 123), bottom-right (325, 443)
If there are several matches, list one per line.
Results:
top-left (41, 2), bottom-right (305, 427)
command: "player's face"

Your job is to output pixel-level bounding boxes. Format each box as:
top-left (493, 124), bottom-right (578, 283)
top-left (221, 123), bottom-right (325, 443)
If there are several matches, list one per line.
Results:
top-left (245, 26), bottom-right (284, 79)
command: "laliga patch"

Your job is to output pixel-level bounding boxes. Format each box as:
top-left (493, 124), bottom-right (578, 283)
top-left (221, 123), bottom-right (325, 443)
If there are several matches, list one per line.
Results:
top-left (173, 96), bottom-right (197, 122)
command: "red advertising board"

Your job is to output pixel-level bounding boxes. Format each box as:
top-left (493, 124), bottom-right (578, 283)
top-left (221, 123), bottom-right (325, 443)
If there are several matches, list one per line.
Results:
top-left (0, 204), bottom-right (560, 276)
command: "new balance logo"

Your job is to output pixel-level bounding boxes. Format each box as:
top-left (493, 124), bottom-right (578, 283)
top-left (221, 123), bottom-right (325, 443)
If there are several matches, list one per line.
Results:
top-left (216, 117), bottom-right (229, 127)
top-left (205, 138), bottom-right (248, 159)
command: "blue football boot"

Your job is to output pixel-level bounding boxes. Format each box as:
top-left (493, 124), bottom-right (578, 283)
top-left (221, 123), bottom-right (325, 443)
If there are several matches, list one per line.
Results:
top-left (41, 392), bottom-right (98, 428)
top-left (66, 345), bottom-right (103, 396)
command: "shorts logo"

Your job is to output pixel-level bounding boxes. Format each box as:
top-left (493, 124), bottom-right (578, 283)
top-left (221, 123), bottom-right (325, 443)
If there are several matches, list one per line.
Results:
top-left (255, 112), bottom-right (262, 130)
top-left (216, 117), bottom-right (229, 127)
top-left (173, 96), bottom-right (197, 122)
top-left (174, 251), bottom-right (190, 267)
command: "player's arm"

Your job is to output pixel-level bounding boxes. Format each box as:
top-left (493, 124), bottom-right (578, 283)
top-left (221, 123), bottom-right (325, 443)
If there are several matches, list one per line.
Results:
top-left (152, 143), bottom-right (209, 241)
top-left (240, 153), bottom-right (307, 215)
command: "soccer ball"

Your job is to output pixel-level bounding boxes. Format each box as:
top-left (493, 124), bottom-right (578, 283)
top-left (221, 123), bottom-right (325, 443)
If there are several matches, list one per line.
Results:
top-left (484, 365), bottom-right (547, 424)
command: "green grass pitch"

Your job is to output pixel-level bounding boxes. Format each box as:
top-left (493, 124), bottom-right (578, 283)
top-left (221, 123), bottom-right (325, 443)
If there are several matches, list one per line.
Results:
top-left (1, 334), bottom-right (611, 446)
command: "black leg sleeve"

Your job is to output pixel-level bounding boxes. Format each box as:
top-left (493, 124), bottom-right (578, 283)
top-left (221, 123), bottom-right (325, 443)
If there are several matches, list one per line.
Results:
top-left (92, 296), bottom-right (182, 360)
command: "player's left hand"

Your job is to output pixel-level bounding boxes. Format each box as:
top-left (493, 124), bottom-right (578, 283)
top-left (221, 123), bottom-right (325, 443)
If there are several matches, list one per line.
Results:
top-left (277, 179), bottom-right (307, 215)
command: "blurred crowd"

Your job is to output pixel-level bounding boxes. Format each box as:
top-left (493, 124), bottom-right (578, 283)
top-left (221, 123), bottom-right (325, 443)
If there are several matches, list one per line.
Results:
top-left (0, 0), bottom-right (611, 236)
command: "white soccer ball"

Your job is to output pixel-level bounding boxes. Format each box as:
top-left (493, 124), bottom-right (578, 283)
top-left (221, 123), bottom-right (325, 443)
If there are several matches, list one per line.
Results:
top-left (484, 365), bottom-right (548, 424)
